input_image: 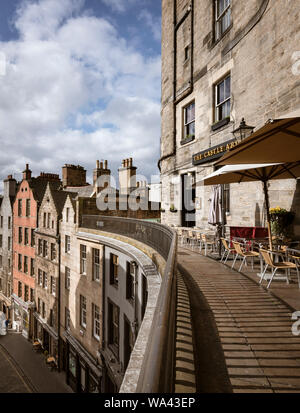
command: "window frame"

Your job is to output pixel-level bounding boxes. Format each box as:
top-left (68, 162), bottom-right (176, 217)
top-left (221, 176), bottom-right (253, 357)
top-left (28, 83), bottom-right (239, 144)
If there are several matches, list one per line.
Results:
top-left (92, 303), bottom-right (101, 341)
top-left (110, 253), bottom-right (119, 287)
top-left (215, 0), bottom-right (231, 41)
top-left (214, 74), bottom-right (231, 123)
top-left (80, 295), bottom-right (87, 329)
top-left (93, 248), bottom-right (100, 282)
top-left (182, 101), bottom-right (195, 142)
top-left (80, 244), bottom-right (87, 275)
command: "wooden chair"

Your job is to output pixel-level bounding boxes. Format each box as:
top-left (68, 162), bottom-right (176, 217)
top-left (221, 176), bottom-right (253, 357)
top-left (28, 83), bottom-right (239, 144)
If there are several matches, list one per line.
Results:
top-left (259, 249), bottom-right (300, 289)
top-left (187, 230), bottom-right (197, 249)
top-left (220, 238), bottom-right (236, 263)
top-left (232, 241), bottom-right (259, 272)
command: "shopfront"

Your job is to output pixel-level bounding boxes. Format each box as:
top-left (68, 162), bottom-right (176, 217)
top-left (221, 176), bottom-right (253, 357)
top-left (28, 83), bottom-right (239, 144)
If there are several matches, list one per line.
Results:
top-left (65, 332), bottom-right (102, 393)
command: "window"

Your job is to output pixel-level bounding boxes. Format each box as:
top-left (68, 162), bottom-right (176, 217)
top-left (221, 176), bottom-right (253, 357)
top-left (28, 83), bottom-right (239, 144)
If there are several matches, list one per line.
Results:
top-left (26, 199), bottom-right (31, 217)
top-left (66, 208), bottom-right (69, 222)
top-left (43, 240), bottom-right (48, 258)
top-left (0, 235), bottom-right (2, 248)
top-left (65, 307), bottom-right (70, 331)
top-left (110, 254), bottom-right (119, 286)
top-left (42, 301), bottom-right (46, 319)
top-left (30, 288), bottom-right (34, 302)
top-left (183, 102), bottom-right (195, 140)
top-left (80, 295), bottom-right (87, 328)
top-left (0, 216), bottom-right (2, 227)
top-left (124, 316), bottom-right (134, 370)
top-left (93, 304), bottom-right (100, 341)
top-left (80, 245), bottom-right (87, 274)
top-left (8, 258), bottom-right (11, 272)
top-left (65, 235), bottom-right (71, 253)
top-left (215, 0), bottom-right (231, 40)
top-left (18, 281), bottom-right (22, 298)
top-left (18, 227), bottom-right (23, 244)
top-left (8, 217), bottom-right (11, 229)
top-left (38, 239), bottom-right (43, 255)
top-left (0, 278), bottom-right (2, 291)
top-left (43, 272), bottom-right (48, 290)
top-left (24, 285), bottom-right (29, 302)
top-left (215, 75), bottom-right (231, 122)
top-left (37, 298), bottom-right (41, 314)
top-left (126, 262), bottom-right (135, 301)
top-left (93, 248), bottom-right (100, 281)
top-left (38, 269), bottom-right (43, 286)
top-left (18, 199), bottom-right (22, 216)
top-left (65, 267), bottom-right (70, 290)
top-left (43, 212), bottom-right (46, 227)
top-left (8, 236), bottom-right (11, 251)
top-left (30, 258), bottom-right (35, 276)
top-left (49, 309), bottom-right (53, 327)
top-left (51, 243), bottom-right (56, 261)
top-left (24, 228), bottom-right (29, 245)
top-left (18, 254), bottom-right (22, 271)
top-left (24, 256), bottom-right (28, 274)
top-left (0, 256), bottom-right (2, 268)
top-left (47, 213), bottom-right (51, 229)
top-left (108, 301), bottom-right (119, 354)
top-left (51, 277), bottom-right (56, 296)
top-left (31, 229), bottom-right (35, 247)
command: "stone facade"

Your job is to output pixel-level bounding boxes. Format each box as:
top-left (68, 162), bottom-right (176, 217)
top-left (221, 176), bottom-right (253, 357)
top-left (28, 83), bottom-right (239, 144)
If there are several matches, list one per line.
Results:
top-left (0, 176), bottom-right (17, 318)
top-left (33, 183), bottom-right (69, 364)
top-left (160, 0), bottom-right (300, 234)
top-left (11, 165), bottom-right (61, 338)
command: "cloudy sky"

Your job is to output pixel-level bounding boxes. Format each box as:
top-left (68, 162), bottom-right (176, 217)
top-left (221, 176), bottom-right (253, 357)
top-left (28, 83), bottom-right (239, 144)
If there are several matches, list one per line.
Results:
top-left (0, 0), bottom-right (161, 190)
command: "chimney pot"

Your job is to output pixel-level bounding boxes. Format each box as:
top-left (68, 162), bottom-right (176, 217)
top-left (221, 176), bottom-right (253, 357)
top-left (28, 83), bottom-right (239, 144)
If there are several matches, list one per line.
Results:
top-left (104, 160), bottom-right (108, 169)
top-left (96, 160), bottom-right (100, 169)
top-left (100, 161), bottom-right (103, 169)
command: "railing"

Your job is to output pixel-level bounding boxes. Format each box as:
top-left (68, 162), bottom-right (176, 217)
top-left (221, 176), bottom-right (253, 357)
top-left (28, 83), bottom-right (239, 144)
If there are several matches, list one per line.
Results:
top-left (81, 215), bottom-right (178, 393)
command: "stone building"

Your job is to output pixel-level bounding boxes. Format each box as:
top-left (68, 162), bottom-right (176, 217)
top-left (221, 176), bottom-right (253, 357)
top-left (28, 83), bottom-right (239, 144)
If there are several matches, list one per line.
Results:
top-left (59, 194), bottom-right (103, 392)
top-left (33, 183), bottom-right (72, 364)
top-left (160, 0), bottom-right (300, 234)
top-left (11, 165), bottom-right (61, 338)
top-left (0, 175), bottom-right (17, 318)
top-left (59, 191), bottom-right (158, 392)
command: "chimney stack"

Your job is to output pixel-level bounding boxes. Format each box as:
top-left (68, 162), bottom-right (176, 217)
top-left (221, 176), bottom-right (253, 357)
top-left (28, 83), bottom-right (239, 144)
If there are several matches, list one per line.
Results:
top-left (118, 158), bottom-right (137, 195)
top-left (4, 175), bottom-right (17, 197)
top-left (93, 159), bottom-right (111, 195)
top-left (62, 164), bottom-right (87, 188)
top-left (22, 164), bottom-right (32, 181)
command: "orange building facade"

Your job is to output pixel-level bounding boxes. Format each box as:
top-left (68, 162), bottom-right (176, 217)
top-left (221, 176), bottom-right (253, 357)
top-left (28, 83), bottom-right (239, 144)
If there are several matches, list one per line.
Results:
top-left (12, 166), bottom-right (37, 338)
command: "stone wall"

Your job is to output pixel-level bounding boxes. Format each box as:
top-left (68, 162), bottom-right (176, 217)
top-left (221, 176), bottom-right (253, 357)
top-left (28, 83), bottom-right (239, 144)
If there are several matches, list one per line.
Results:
top-left (161, 0), bottom-right (300, 235)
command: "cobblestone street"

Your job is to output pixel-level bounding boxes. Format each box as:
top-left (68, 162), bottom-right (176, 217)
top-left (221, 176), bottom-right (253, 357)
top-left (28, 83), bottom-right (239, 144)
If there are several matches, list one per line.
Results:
top-left (0, 332), bottom-right (72, 393)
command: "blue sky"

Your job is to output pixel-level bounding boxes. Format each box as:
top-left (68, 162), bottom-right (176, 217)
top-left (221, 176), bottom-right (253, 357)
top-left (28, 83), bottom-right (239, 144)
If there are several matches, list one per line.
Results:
top-left (0, 0), bottom-right (162, 189)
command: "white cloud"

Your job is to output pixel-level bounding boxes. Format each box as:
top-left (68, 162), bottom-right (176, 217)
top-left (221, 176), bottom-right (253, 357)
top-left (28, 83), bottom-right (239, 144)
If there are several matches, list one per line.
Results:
top-left (101, 0), bottom-right (138, 13)
top-left (0, 0), bottom-right (161, 188)
top-left (138, 9), bottom-right (161, 42)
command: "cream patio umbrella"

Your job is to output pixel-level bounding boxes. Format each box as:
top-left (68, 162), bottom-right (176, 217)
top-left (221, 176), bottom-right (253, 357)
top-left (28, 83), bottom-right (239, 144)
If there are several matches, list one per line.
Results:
top-left (215, 117), bottom-right (300, 165)
top-left (212, 116), bottom-right (300, 250)
top-left (200, 162), bottom-right (300, 250)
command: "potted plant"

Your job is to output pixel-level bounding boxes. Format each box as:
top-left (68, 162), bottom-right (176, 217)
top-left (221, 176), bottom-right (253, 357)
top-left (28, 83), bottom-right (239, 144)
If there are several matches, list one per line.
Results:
top-left (170, 204), bottom-right (178, 213)
top-left (269, 206), bottom-right (295, 240)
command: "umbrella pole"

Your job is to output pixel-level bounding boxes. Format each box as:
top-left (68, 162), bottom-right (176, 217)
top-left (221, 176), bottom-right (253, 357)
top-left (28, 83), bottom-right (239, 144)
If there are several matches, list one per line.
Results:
top-left (263, 180), bottom-right (273, 251)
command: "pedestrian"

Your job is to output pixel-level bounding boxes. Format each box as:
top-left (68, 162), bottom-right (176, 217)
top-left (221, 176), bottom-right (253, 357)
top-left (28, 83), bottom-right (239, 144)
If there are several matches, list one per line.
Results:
top-left (5, 318), bottom-right (9, 331)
